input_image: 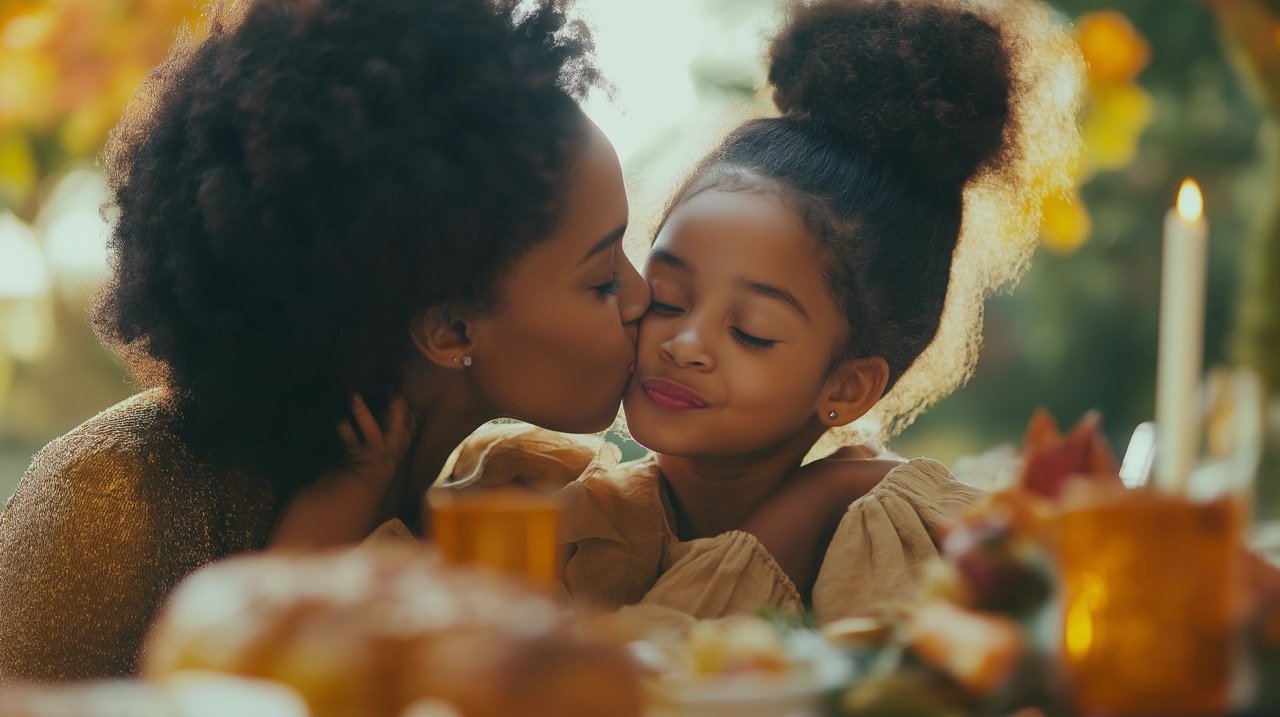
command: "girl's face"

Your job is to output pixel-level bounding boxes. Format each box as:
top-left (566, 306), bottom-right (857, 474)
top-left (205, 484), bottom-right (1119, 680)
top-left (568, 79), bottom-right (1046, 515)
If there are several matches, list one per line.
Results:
top-left (465, 120), bottom-right (648, 433)
top-left (623, 189), bottom-right (851, 457)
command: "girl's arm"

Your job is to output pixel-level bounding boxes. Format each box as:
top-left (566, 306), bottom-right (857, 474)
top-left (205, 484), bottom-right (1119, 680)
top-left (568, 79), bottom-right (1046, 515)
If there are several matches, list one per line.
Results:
top-left (739, 448), bottom-right (898, 600)
top-left (270, 395), bottom-right (414, 549)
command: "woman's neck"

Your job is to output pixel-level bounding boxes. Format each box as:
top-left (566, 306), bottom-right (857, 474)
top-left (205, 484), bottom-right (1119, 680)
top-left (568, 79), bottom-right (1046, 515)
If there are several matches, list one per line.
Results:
top-left (656, 429), bottom-right (821, 540)
top-left (396, 362), bottom-right (496, 529)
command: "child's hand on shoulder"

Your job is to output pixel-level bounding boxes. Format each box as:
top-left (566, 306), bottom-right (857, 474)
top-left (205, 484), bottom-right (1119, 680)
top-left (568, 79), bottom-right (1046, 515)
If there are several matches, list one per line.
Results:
top-left (270, 395), bottom-right (415, 549)
top-left (335, 394), bottom-right (414, 495)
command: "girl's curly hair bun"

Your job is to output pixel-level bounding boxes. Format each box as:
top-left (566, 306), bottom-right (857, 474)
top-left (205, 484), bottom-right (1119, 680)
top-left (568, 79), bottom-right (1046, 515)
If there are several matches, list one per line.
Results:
top-left (768, 0), bottom-right (1013, 191)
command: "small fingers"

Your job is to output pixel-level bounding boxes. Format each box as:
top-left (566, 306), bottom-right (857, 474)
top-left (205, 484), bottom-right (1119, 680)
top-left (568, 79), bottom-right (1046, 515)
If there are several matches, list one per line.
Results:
top-left (385, 396), bottom-right (413, 456)
top-left (337, 420), bottom-right (360, 448)
top-left (350, 394), bottom-right (383, 448)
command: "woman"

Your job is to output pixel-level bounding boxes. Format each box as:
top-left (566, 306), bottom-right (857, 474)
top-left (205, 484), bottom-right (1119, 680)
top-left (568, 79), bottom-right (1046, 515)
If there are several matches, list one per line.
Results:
top-left (0, 0), bottom-right (647, 681)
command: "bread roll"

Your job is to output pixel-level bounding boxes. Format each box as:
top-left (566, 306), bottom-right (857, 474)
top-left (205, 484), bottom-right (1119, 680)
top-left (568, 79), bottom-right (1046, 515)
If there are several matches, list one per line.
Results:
top-left (144, 545), bottom-right (643, 717)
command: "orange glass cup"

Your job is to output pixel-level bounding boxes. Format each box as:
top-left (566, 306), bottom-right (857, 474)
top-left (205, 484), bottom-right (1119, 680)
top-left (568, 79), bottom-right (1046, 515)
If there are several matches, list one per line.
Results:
top-left (429, 487), bottom-right (562, 591)
top-left (1058, 485), bottom-right (1246, 716)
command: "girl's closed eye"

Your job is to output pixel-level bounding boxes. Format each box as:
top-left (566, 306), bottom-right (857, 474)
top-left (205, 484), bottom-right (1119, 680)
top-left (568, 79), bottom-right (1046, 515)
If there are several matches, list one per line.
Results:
top-left (647, 299), bottom-right (684, 316)
top-left (731, 327), bottom-right (777, 348)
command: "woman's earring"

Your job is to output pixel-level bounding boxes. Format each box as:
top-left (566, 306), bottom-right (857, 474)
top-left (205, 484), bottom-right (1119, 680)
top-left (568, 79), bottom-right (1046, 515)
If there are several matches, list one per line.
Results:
top-left (827, 410), bottom-right (838, 420)
top-left (455, 356), bottom-right (473, 367)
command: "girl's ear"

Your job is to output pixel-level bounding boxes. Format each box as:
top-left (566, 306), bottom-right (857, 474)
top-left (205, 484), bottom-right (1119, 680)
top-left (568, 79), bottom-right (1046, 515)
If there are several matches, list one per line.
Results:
top-left (818, 356), bottom-right (889, 426)
top-left (409, 308), bottom-right (474, 370)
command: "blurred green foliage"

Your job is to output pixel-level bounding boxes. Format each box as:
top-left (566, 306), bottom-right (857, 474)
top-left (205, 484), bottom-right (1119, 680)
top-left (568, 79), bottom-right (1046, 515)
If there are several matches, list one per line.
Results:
top-left (897, 1), bottom-right (1275, 474)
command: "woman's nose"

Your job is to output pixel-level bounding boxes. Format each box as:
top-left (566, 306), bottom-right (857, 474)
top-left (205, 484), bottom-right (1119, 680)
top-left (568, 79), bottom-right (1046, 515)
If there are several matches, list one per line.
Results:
top-left (617, 254), bottom-right (649, 327)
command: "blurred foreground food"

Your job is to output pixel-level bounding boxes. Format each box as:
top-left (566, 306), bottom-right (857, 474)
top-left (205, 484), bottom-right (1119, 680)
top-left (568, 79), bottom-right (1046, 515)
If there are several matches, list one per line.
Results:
top-left (143, 545), bottom-right (645, 717)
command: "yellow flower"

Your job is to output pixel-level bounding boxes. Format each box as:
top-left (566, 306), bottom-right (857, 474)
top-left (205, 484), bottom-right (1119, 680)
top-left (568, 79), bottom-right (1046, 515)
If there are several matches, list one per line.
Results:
top-left (1077, 10), bottom-right (1150, 86)
top-left (1, 3), bottom-right (55, 50)
top-left (1040, 190), bottom-right (1092, 255)
top-left (0, 133), bottom-right (36, 206)
top-left (58, 101), bottom-right (112, 157)
top-left (1039, 9), bottom-right (1153, 254)
top-left (0, 49), bottom-right (57, 129)
top-left (58, 63), bottom-right (146, 155)
top-left (1081, 83), bottom-right (1154, 173)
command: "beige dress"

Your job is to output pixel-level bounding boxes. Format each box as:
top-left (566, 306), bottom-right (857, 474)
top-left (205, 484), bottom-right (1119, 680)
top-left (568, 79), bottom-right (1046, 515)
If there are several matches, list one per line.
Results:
top-left (443, 424), bottom-right (985, 625)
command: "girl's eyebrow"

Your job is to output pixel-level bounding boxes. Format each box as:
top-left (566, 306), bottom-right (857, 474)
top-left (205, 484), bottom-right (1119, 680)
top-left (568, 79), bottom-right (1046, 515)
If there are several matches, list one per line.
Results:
top-left (648, 248), bottom-right (690, 272)
top-left (651, 247), bottom-right (810, 322)
top-left (736, 278), bottom-right (811, 323)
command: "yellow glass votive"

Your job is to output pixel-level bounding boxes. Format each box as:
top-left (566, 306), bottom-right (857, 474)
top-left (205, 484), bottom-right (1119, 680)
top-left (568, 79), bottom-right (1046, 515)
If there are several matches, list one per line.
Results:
top-left (429, 487), bottom-right (562, 591)
top-left (1058, 485), bottom-right (1245, 716)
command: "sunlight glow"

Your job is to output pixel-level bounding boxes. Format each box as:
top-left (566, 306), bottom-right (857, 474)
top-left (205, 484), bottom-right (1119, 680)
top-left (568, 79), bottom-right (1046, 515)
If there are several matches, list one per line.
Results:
top-left (0, 213), bottom-right (49, 300)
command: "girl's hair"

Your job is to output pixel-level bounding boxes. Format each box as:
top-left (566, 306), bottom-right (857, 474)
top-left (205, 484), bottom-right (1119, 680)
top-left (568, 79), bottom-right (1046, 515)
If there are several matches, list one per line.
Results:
top-left (660, 0), bottom-right (1082, 442)
top-left (94, 0), bottom-right (602, 490)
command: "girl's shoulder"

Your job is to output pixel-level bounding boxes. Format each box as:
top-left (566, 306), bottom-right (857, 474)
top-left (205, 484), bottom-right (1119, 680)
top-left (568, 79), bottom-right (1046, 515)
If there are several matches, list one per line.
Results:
top-left (811, 458), bottom-right (985, 622)
top-left (860, 457), bottom-right (986, 521)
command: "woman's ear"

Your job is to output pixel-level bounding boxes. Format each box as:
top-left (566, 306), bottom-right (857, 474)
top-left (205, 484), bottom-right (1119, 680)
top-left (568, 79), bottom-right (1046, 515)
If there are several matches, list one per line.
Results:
top-left (818, 356), bottom-right (889, 427)
top-left (409, 308), bottom-right (474, 370)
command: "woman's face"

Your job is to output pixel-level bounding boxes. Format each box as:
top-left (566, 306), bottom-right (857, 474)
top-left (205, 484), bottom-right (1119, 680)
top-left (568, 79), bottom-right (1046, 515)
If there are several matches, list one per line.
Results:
top-left (465, 120), bottom-right (648, 433)
top-left (623, 189), bottom-right (849, 457)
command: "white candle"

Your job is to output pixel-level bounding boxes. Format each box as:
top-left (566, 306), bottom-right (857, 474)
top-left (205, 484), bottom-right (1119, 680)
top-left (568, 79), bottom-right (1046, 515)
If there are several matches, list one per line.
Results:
top-left (1155, 179), bottom-right (1208, 493)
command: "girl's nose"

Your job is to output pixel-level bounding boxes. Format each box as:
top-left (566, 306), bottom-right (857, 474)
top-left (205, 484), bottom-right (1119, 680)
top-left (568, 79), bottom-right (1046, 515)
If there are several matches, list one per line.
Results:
top-left (660, 324), bottom-right (714, 371)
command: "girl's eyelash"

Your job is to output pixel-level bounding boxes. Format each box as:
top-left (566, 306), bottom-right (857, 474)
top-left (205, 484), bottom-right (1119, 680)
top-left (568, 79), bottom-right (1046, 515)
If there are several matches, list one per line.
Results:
top-left (593, 275), bottom-right (623, 297)
top-left (732, 327), bottom-right (776, 348)
top-left (648, 301), bottom-right (775, 347)
top-left (647, 300), bottom-right (683, 315)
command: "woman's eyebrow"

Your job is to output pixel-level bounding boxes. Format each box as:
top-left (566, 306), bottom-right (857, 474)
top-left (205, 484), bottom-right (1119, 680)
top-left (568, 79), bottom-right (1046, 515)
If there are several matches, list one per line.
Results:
top-left (578, 223), bottom-right (628, 265)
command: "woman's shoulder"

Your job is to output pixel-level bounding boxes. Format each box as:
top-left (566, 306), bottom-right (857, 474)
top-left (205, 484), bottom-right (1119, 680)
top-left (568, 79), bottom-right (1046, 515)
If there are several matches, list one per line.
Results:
top-left (18, 390), bottom-right (179, 490)
top-left (0, 390), bottom-right (273, 681)
top-left (5, 388), bottom-right (276, 548)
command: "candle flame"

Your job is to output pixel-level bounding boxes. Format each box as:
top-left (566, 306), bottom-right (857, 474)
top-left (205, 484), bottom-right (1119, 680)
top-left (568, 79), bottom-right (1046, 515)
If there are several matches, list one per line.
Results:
top-left (1176, 179), bottom-right (1203, 222)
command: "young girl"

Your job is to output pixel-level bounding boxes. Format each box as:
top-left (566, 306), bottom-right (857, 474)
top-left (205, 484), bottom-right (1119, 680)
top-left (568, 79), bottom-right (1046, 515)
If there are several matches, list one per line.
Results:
top-left (443, 0), bottom-right (1081, 624)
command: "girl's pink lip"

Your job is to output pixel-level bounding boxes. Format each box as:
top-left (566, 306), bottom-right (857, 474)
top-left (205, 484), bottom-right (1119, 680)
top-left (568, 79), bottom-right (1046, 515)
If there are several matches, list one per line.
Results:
top-left (640, 378), bottom-right (709, 410)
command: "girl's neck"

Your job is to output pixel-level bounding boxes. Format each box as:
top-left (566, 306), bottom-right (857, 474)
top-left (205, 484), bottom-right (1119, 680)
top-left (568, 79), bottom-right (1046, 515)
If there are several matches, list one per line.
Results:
top-left (656, 429), bottom-right (821, 540)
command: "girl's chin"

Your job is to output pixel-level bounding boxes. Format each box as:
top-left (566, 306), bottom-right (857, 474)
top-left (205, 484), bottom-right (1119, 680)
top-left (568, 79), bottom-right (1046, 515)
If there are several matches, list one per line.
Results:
top-left (621, 404), bottom-right (663, 450)
top-left (621, 408), bottom-right (694, 456)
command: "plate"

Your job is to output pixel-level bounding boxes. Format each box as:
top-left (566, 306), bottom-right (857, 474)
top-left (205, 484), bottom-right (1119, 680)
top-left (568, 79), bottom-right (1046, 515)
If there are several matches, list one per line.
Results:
top-left (643, 630), bottom-right (855, 717)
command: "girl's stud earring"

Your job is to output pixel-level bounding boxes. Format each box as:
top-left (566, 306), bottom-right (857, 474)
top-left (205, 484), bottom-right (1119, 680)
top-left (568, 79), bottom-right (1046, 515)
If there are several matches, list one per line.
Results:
top-left (460, 356), bottom-right (473, 367)
top-left (827, 410), bottom-right (838, 420)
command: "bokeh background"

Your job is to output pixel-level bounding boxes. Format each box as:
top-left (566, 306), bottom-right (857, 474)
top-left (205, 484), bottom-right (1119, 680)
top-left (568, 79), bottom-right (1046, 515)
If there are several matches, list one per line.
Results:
top-left (3, 0), bottom-right (1279, 509)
